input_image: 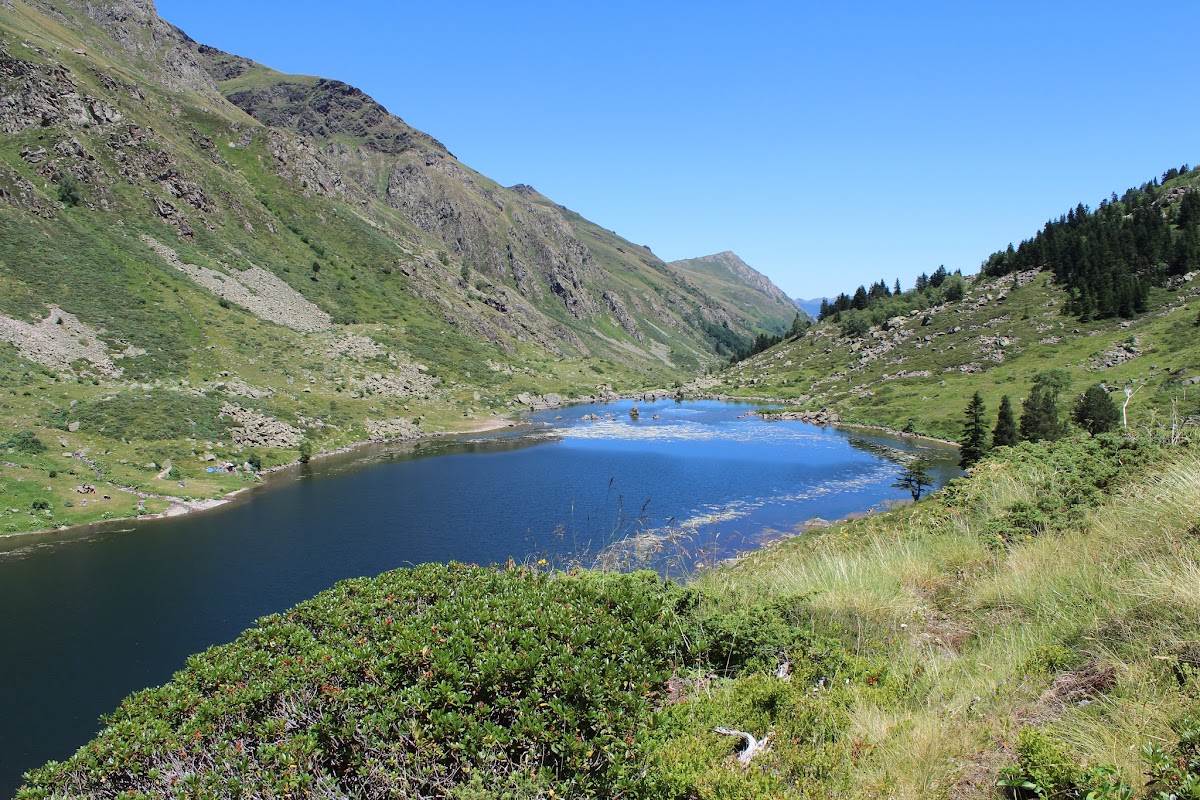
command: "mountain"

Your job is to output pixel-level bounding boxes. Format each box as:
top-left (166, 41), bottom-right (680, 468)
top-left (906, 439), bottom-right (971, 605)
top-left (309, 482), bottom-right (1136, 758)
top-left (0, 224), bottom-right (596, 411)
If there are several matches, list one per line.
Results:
top-left (667, 251), bottom-right (800, 333)
top-left (692, 169), bottom-right (1200, 441)
top-left (0, 0), bottom-right (783, 532)
top-left (792, 296), bottom-right (826, 319)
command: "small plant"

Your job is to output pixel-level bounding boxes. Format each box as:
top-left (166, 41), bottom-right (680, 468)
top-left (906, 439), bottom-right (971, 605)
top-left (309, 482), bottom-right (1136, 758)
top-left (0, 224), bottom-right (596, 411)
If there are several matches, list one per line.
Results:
top-left (297, 439), bottom-right (312, 464)
top-left (56, 174), bottom-right (81, 206)
top-left (9, 430), bottom-right (47, 454)
top-left (1144, 721), bottom-right (1200, 799)
top-left (31, 500), bottom-right (51, 511)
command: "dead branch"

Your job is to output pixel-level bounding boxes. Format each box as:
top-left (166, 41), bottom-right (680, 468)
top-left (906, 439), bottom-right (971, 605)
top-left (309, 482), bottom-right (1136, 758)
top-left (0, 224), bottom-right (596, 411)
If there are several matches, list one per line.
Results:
top-left (713, 726), bottom-right (772, 766)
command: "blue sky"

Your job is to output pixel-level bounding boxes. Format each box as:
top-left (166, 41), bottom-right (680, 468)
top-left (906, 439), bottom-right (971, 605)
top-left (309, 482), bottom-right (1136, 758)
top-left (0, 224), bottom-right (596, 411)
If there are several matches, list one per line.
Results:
top-left (157, 0), bottom-right (1199, 298)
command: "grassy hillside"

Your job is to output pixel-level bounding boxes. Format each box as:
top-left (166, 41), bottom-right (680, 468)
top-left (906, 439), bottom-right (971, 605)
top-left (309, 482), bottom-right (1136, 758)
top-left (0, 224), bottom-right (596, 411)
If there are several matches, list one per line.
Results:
top-left (704, 170), bottom-right (1200, 443)
top-left (667, 251), bottom-right (801, 336)
top-left (19, 434), bottom-right (1200, 798)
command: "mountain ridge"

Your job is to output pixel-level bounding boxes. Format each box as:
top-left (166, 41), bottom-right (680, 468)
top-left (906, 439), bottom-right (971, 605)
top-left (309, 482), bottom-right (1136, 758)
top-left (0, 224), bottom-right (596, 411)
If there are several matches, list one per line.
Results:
top-left (0, 0), bottom-right (785, 535)
top-left (667, 250), bottom-right (799, 334)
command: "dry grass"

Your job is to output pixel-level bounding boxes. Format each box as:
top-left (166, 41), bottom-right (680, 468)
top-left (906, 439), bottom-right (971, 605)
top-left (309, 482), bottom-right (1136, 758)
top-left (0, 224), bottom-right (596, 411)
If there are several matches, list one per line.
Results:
top-left (689, 449), bottom-right (1200, 798)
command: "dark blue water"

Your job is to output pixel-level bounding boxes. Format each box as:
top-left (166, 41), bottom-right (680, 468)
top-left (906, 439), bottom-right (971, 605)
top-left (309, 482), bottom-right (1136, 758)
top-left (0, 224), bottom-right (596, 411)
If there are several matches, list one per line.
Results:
top-left (0, 400), bottom-right (956, 796)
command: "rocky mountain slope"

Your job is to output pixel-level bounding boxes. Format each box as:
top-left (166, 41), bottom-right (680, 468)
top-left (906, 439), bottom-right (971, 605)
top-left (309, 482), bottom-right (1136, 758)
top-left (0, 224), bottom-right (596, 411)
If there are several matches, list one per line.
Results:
top-left (0, 0), bottom-right (785, 533)
top-left (698, 170), bottom-right (1200, 441)
top-left (667, 250), bottom-right (801, 332)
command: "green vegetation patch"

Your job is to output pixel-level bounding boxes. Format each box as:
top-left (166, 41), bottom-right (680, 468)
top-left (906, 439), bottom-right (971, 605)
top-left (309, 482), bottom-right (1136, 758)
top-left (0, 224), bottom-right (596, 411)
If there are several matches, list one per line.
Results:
top-left (18, 565), bottom-right (691, 799)
top-left (50, 389), bottom-right (231, 442)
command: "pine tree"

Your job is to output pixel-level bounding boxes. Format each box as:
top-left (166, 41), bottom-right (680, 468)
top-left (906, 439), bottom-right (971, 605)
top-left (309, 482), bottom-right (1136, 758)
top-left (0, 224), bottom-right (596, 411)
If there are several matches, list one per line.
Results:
top-left (993, 395), bottom-right (1018, 447)
top-left (1072, 385), bottom-right (1120, 435)
top-left (851, 285), bottom-right (869, 310)
top-left (1020, 387), bottom-right (1066, 442)
top-left (892, 459), bottom-right (934, 501)
top-left (959, 392), bottom-right (990, 468)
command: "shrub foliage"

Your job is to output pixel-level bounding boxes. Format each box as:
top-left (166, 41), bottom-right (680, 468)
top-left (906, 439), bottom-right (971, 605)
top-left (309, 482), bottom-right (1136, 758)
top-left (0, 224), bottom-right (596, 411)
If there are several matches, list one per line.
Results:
top-left (18, 565), bottom-right (691, 799)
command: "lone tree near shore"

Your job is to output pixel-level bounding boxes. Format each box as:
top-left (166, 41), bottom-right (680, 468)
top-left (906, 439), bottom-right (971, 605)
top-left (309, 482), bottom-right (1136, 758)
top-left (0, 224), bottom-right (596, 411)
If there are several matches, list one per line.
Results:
top-left (959, 392), bottom-right (990, 469)
top-left (892, 459), bottom-right (935, 501)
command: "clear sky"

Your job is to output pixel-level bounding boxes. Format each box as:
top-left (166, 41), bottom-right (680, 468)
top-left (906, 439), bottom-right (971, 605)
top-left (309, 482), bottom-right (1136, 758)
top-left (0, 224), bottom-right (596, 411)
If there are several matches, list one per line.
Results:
top-left (156, 0), bottom-right (1199, 299)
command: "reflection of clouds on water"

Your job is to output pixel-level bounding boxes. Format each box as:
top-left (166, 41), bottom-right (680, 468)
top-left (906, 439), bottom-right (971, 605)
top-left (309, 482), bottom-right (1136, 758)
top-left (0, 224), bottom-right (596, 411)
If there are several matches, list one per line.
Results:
top-left (647, 463), bottom-right (894, 537)
top-left (595, 462), bottom-right (896, 570)
top-left (557, 419), bottom-right (829, 447)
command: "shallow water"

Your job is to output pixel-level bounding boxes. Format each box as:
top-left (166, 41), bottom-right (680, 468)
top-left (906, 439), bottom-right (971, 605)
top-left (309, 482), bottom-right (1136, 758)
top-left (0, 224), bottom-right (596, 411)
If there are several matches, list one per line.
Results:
top-left (0, 399), bottom-right (957, 794)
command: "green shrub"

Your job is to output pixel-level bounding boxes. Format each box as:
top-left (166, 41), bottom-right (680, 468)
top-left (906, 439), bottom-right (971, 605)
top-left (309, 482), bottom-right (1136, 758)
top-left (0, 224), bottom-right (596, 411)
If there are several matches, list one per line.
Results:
top-left (64, 390), bottom-right (230, 441)
top-left (1000, 728), bottom-right (1137, 800)
top-left (8, 430), bottom-right (46, 454)
top-left (1144, 719), bottom-right (1200, 799)
top-left (56, 174), bottom-right (81, 206)
top-left (18, 565), bottom-right (689, 799)
top-left (1002, 727), bottom-right (1081, 799)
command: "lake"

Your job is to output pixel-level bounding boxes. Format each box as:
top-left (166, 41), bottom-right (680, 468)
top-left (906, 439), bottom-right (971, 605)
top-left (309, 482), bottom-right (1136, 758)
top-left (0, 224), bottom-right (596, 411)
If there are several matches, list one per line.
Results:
top-left (0, 399), bottom-right (957, 795)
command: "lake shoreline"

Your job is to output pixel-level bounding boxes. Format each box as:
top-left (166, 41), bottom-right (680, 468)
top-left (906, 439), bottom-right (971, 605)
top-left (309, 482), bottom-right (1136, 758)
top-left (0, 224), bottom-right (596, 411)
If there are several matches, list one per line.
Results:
top-left (2, 394), bottom-right (957, 544)
top-left (680, 391), bottom-right (962, 449)
top-left (0, 416), bottom-right (524, 543)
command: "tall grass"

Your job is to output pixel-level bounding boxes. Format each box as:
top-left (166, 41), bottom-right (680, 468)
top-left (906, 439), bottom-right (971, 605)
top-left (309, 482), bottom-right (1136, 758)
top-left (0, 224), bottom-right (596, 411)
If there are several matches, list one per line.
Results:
top-left (668, 444), bottom-right (1200, 798)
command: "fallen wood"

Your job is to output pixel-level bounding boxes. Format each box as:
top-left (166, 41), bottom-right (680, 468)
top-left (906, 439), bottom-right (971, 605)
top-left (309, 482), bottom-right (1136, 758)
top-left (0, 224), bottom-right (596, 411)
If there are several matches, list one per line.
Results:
top-left (714, 726), bottom-right (772, 766)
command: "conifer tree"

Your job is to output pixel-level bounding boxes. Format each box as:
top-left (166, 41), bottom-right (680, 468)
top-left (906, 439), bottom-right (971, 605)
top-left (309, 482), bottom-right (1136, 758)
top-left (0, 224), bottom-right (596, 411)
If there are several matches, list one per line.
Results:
top-left (1072, 385), bottom-right (1120, 435)
top-left (1019, 370), bottom-right (1071, 442)
top-left (993, 395), bottom-right (1018, 447)
top-left (892, 459), bottom-right (934, 501)
top-left (959, 392), bottom-right (990, 468)
top-left (1020, 388), bottom-right (1065, 442)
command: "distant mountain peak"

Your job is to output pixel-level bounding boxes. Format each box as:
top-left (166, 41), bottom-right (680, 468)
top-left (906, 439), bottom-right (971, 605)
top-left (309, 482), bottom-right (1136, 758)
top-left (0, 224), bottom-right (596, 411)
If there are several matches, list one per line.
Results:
top-left (667, 252), bottom-right (798, 333)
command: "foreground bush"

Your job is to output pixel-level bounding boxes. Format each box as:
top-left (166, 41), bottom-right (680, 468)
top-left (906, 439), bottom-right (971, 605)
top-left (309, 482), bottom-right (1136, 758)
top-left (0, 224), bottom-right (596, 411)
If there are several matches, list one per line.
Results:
top-left (18, 565), bottom-right (690, 799)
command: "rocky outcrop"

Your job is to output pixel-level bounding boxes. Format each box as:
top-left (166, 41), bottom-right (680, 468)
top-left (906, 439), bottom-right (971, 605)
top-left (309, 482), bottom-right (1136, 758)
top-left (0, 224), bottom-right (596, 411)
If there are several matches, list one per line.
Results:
top-left (1090, 338), bottom-right (1142, 370)
top-left (384, 151), bottom-right (602, 320)
top-left (218, 403), bottom-right (302, 449)
top-left (364, 418), bottom-right (421, 442)
top-left (353, 367), bottom-right (439, 400)
top-left (603, 290), bottom-right (644, 342)
top-left (22, 0), bottom-right (224, 102)
top-left (514, 392), bottom-right (565, 411)
top-left (324, 333), bottom-right (386, 361)
top-left (759, 409), bottom-right (841, 426)
top-left (0, 44), bottom-right (124, 135)
top-left (221, 72), bottom-right (445, 156)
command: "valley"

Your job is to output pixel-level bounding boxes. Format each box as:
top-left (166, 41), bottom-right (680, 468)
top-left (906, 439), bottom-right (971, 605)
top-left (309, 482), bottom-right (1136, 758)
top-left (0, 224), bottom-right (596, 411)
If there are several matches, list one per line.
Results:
top-left (3, 0), bottom-right (1200, 798)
